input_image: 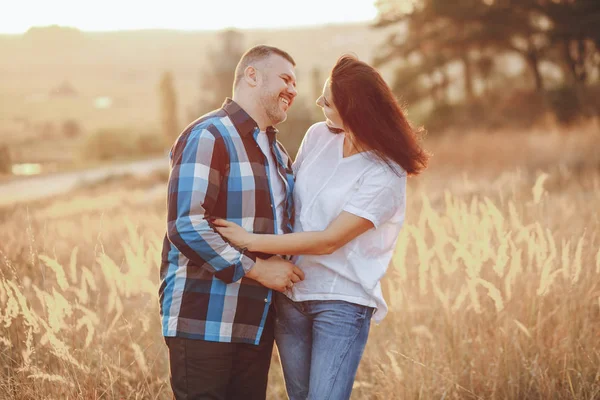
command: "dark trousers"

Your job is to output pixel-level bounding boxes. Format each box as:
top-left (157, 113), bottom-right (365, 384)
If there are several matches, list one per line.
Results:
top-left (165, 310), bottom-right (275, 400)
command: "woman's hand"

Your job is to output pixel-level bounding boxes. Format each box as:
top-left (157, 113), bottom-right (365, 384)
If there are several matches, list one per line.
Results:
top-left (212, 219), bottom-right (255, 250)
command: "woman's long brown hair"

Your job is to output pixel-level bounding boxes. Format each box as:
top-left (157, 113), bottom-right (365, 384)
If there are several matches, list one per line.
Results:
top-left (330, 54), bottom-right (429, 176)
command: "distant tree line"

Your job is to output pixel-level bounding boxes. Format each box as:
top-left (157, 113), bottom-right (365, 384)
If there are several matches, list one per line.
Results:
top-left (158, 29), bottom-right (319, 156)
top-left (374, 0), bottom-right (600, 129)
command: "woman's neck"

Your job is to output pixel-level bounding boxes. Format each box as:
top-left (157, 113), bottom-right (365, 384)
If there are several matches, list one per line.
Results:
top-left (343, 133), bottom-right (363, 158)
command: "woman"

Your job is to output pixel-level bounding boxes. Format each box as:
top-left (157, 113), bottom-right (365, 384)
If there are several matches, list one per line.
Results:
top-left (213, 55), bottom-right (429, 400)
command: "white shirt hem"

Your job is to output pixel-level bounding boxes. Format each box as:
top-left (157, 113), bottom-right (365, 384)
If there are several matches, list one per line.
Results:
top-left (286, 291), bottom-right (377, 309)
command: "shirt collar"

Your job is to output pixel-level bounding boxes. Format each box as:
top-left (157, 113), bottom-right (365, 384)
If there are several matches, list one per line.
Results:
top-left (222, 98), bottom-right (279, 138)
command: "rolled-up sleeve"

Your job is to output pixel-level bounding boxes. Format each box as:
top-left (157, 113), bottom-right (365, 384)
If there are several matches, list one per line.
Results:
top-left (343, 167), bottom-right (406, 229)
top-left (166, 125), bottom-right (255, 283)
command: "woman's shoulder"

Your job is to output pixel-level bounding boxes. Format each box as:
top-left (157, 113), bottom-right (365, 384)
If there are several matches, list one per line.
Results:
top-left (308, 121), bottom-right (331, 132)
top-left (300, 121), bottom-right (337, 151)
top-left (306, 121), bottom-right (337, 139)
top-left (362, 158), bottom-right (407, 186)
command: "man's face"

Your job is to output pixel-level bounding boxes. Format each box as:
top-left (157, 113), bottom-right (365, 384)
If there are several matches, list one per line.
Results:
top-left (316, 78), bottom-right (344, 132)
top-left (256, 55), bottom-right (297, 126)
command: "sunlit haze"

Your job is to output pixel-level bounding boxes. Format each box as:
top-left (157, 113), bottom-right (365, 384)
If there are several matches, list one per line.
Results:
top-left (1, 0), bottom-right (379, 33)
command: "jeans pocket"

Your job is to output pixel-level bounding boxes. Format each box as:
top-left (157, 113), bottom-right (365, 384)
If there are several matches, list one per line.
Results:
top-left (319, 300), bottom-right (371, 324)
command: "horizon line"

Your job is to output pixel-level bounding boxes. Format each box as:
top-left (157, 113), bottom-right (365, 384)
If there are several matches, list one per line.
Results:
top-left (0, 19), bottom-right (379, 36)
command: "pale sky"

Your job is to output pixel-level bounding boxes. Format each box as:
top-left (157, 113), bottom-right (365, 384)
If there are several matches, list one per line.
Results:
top-left (1, 0), bottom-right (380, 33)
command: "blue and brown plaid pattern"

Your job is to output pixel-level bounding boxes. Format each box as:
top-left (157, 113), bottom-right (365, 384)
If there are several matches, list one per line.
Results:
top-left (159, 98), bottom-right (294, 344)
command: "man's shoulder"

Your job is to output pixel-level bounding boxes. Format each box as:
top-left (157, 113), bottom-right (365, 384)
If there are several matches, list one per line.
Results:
top-left (181, 109), bottom-right (234, 140)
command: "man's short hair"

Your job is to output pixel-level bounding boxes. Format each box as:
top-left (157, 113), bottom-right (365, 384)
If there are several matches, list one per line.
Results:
top-left (233, 45), bottom-right (296, 90)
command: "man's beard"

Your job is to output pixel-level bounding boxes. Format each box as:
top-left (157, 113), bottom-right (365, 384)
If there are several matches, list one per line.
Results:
top-left (261, 92), bottom-right (286, 126)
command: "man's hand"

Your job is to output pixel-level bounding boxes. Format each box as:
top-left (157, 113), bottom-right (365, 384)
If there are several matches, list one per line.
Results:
top-left (246, 256), bottom-right (305, 292)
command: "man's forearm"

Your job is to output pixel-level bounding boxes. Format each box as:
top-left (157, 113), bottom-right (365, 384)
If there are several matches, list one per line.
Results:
top-left (167, 220), bottom-right (254, 283)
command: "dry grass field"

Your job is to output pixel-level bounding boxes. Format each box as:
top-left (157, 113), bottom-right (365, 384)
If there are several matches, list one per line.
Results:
top-left (1, 121), bottom-right (599, 399)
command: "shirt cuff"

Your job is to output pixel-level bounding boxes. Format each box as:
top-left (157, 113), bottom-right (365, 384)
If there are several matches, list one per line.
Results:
top-left (214, 249), bottom-right (256, 283)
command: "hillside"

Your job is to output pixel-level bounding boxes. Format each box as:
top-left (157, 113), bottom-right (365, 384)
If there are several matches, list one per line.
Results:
top-left (0, 23), bottom-right (393, 137)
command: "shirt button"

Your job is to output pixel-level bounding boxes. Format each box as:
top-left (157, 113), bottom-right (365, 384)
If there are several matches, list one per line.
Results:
top-left (264, 298), bottom-right (268, 303)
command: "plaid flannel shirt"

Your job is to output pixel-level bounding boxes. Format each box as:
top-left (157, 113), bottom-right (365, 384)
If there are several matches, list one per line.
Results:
top-left (159, 98), bottom-right (294, 344)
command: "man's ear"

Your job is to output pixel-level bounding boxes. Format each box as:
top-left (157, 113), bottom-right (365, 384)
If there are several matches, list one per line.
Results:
top-left (244, 66), bottom-right (258, 87)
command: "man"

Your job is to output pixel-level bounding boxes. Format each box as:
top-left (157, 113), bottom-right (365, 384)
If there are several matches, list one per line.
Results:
top-left (159, 45), bottom-right (304, 399)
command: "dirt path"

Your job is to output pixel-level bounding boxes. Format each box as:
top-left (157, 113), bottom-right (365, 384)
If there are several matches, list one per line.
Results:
top-left (0, 157), bottom-right (168, 207)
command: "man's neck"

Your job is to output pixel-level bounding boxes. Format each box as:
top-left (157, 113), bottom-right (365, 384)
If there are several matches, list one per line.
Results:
top-left (232, 94), bottom-right (269, 131)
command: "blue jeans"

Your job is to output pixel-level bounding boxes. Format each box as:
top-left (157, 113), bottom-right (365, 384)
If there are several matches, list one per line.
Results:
top-left (274, 293), bottom-right (374, 400)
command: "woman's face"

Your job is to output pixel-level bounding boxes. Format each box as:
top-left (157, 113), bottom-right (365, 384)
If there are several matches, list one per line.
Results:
top-left (316, 78), bottom-right (344, 131)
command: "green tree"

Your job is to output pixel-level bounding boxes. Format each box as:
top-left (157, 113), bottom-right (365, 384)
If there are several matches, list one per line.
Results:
top-left (310, 66), bottom-right (324, 120)
top-left (374, 0), bottom-right (551, 101)
top-left (373, 0), bottom-right (600, 126)
top-left (375, 0), bottom-right (600, 98)
top-left (198, 29), bottom-right (245, 112)
top-left (0, 144), bottom-right (11, 175)
top-left (528, 0), bottom-right (600, 85)
top-left (159, 71), bottom-right (179, 140)
top-left (62, 119), bottom-right (81, 138)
